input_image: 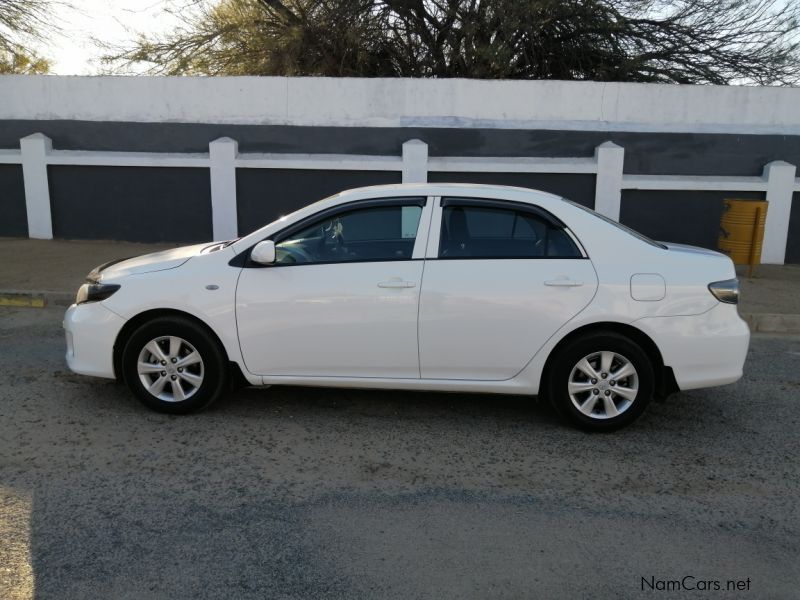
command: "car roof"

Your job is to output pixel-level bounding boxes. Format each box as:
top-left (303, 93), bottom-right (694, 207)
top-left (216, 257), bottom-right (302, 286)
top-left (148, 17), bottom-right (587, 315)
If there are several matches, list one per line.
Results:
top-left (335, 183), bottom-right (564, 203)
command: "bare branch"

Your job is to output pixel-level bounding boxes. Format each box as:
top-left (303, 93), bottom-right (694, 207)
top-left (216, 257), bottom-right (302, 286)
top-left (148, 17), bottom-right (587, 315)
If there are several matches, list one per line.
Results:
top-left (101, 0), bottom-right (800, 84)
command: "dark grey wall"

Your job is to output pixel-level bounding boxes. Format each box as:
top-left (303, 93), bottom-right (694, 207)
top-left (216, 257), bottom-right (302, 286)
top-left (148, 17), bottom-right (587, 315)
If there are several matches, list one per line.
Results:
top-left (620, 190), bottom-right (766, 251)
top-left (2, 119), bottom-right (798, 256)
top-left (236, 169), bottom-right (401, 235)
top-left (0, 164), bottom-right (27, 237)
top-left (2, 120), bottom-right (800, 176)
top-left (48, 166), bottom-right (212, 243)
top-left (428, 172), bottom-right (595, 207)
top-left (786, 192), bottom-right (800, 264)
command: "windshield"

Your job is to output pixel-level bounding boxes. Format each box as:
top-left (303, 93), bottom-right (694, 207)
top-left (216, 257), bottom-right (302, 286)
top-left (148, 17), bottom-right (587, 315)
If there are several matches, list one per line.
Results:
top-left (566, 200), bottom-right (667, 250)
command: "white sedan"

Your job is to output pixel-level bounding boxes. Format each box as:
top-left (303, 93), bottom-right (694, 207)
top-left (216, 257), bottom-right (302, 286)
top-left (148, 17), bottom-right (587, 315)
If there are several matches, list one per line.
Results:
top-left (64, 184), bottom-right (750, 430)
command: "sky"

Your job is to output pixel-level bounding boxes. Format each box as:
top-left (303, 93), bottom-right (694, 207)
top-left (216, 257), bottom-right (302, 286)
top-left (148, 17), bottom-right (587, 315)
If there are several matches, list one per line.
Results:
top-left (32, 0), bottom-right (184, 75)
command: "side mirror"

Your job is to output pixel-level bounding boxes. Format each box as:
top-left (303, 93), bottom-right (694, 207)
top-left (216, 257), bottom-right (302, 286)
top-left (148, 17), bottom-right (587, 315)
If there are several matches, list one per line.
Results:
top-left (251, 240), bottom-right (276, 265)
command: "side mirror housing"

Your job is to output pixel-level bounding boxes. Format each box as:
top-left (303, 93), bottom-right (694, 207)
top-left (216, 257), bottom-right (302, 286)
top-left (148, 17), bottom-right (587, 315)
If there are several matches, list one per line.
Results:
top-left (251, 240), bottom-right (276, 265)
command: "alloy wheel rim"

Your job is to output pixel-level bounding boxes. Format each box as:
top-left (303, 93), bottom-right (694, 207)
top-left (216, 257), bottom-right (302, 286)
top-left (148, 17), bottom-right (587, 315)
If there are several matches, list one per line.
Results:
top-left (137, 336), bottom-right (204, 402)
top-left (568, 351), bottom-right (639, 420)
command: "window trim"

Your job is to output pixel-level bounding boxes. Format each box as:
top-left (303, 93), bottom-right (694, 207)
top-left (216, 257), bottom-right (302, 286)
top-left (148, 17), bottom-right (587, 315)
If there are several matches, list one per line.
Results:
top-left (435, 197), bottom-right (587, 261)
top-left (440, 197), bottom-right (568, 230)
top-left (234, 196), bottom-right (429, 268)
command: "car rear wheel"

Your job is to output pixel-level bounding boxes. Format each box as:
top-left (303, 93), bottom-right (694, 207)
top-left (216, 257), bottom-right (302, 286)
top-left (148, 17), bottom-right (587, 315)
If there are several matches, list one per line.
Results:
top-left (122, 316), bottom-right (228, 413)
top-left (548, 332), bottom-right (654, 431)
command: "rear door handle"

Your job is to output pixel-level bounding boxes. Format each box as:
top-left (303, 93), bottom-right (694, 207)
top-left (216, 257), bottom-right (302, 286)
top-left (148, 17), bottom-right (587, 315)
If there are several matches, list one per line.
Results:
top-left (378, 279), bottom-right (417, 289)
top-left (544, 278), bottom-right (584, 287)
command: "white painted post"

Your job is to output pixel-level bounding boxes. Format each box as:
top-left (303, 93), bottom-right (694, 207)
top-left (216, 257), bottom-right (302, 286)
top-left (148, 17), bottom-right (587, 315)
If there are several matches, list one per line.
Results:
top-left (402, 139), bottom-right (428, 183)
top-left (594, 141), bottom-right (624, 221)
top-left (762, 160), bottom-right (797, 264)
top-left (208, 137), bottom-right (239, 240)
top-left (20, 133), bottom-right (53, 239)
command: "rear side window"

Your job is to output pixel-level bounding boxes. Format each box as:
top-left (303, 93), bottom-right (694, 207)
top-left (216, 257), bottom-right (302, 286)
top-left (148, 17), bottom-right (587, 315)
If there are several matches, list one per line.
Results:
top-left (439, 203), bottom-right (582, 259)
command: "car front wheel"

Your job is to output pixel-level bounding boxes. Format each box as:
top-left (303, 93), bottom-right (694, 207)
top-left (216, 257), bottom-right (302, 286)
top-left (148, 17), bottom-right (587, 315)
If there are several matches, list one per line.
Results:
top-left (548, 332), bottom-right (654, 431)
top-left (121, 316), bottom-right (228, 413)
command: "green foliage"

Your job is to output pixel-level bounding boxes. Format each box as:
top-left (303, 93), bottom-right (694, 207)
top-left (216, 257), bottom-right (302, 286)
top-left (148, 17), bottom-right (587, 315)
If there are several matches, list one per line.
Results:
top-left (105, 0), bottom-right (800, 84)
top-left (0, 47), bottom-right (50, 73)
top-left (0, 0), bottom-right (57, 72)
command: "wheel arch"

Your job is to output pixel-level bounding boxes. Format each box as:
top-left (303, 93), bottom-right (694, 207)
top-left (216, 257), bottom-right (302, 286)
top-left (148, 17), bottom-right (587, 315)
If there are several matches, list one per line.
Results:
top-left (112, 308), bottom-right (249, 387)
top-left (540, 321), bottom-right (678, 400)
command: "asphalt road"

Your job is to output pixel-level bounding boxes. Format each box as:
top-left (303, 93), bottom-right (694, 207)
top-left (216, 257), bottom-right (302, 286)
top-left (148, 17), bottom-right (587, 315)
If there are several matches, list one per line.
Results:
top-left (1, 307), bottom-right (798, 599)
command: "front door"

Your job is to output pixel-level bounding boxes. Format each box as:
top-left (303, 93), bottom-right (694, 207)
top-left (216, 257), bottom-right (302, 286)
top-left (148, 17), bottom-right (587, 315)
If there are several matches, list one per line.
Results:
top-left (236, 198), bottom-right (429, 378)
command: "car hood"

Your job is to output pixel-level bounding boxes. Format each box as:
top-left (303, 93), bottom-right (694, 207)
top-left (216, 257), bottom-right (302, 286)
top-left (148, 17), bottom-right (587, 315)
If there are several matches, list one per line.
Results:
top-left (89, 243), bottom-right (211, 281)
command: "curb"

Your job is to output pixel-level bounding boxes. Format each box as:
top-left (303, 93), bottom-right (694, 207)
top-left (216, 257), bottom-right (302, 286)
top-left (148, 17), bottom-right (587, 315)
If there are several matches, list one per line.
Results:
top-left (740, 312), bottom-right (800, 334)
top-left (2, 290), bottom-right (799, 334)
top-left (0, 290), bottom-right (74, 309)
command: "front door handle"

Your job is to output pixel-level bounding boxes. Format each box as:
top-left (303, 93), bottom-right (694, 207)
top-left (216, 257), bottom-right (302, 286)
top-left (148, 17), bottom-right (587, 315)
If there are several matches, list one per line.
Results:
top-left (378, 279), bottom-right (416, 289)
top-left (544, 278), bottom-right (584, 287)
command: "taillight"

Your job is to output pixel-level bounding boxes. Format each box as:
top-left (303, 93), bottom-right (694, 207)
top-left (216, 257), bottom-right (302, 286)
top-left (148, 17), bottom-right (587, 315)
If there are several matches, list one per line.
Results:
top-left (708, 279), bottom-right (739, 304)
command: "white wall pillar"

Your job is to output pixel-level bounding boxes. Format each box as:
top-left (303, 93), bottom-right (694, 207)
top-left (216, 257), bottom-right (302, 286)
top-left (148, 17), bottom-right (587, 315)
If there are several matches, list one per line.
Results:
top-left (20, 133), bottom-right (53, 239)
top-left (594, 141), bottom-right (624, 221)
top-left (761, 160), bottom-right (797, 264)
top-left (402, 139), bottom-right (428, 183)
top-left (208, 137), bottom-right (239, 240)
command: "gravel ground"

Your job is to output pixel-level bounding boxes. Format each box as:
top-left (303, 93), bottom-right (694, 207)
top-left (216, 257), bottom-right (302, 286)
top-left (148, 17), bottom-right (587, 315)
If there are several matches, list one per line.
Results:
top-left (0, 307), bottom-right (798, 599)
top-left (737, 263), bottom-right (800, 315)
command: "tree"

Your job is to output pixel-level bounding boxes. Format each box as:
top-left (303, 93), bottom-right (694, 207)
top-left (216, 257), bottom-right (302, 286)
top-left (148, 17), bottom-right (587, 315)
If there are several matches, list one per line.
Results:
top-left (0, 46), bottom-right (49, 73)
top-left (104, 0), bottom-right (800, 84)
top-left (0, 0), bottom-right (57, 74)
top-left (102, 0), bottom-right (395, 77)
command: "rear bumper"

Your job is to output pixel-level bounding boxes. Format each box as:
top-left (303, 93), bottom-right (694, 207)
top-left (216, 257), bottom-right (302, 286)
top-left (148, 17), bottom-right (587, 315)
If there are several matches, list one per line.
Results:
top-left (634, 303), bottom-right (750, 391)
top-left (63, 302), bottom-right (126, 379)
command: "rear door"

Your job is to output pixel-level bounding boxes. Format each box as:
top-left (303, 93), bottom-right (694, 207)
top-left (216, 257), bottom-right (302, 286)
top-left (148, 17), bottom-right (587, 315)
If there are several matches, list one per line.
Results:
top-left (418, 197), bottom-right (598, 381)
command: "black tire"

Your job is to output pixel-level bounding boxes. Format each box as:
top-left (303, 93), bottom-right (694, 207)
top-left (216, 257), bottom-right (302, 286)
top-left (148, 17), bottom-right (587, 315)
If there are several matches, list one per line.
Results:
top-left (121, 316), bottom-right (229, 414)
top-left (547, 332), bottom-right (654, 432)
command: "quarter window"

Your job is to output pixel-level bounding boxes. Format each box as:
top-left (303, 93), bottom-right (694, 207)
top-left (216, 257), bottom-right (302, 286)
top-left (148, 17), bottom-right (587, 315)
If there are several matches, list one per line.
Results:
top-left (274, 202), bottom-right (423, 265)
top-left (439, 203), bottom-right (581, 259)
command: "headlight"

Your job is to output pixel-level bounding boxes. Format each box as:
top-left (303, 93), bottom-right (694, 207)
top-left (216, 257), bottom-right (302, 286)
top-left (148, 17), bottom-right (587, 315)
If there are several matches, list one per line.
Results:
top-left (76, 283), bottom-right (121, 305)
top-left (708, 279), bottom-right (739, 304)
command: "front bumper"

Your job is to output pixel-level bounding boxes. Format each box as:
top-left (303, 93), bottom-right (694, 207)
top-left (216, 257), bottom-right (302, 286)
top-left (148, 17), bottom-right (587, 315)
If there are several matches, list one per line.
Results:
top-left (634, 303), bottom-right (750, 391)
top-left (63, 302), bottom-right (126, 379)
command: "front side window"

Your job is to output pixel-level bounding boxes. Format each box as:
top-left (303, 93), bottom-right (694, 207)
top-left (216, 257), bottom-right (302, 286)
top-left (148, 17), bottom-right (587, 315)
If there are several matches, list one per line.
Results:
top-left (274, 202), bottom-right (423, 265)
top-left (439, 202), bottom-right (582, 259)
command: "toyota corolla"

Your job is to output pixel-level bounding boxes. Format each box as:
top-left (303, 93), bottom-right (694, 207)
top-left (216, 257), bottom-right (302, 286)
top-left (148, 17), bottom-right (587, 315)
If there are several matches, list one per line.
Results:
top-left (63, 184), bottom-right (750, 430)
